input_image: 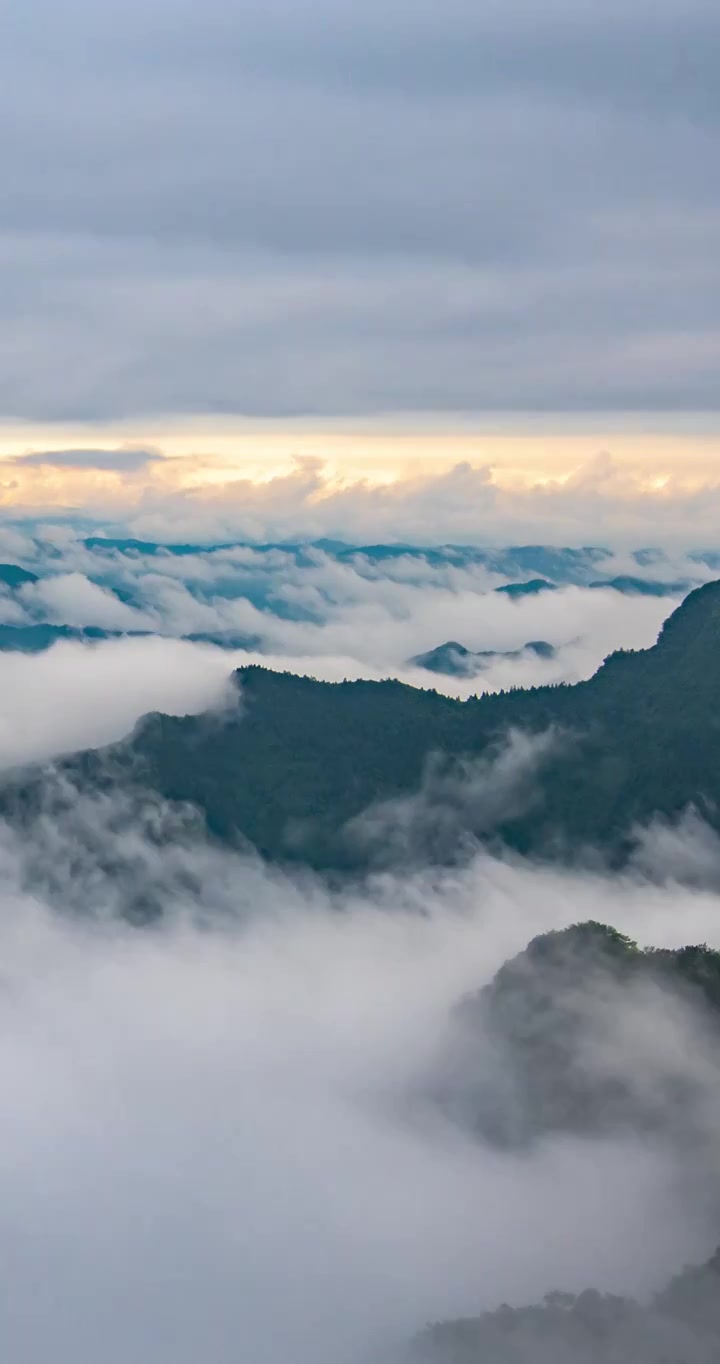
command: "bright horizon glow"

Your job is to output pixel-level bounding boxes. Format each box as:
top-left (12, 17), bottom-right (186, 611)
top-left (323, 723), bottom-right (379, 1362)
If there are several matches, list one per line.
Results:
top-left (0, 414), bottom-right (719, 496)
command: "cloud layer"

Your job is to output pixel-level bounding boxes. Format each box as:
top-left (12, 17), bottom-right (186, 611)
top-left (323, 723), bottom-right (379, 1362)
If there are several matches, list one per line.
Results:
top-left (0, 501), bottom-right (714, 1360)
top-left (10, 447), bottom-right (163, 472)
top-left (1, 0), bottom-right (718, 417)
top-left (0, 527), bottom-right (691, 757)
top-left (0, 637), bottom-right (235, 768)
top-left (3, 448), bottom-right (720, 549)
top-left (1, 797), bottom-right (720, 1362)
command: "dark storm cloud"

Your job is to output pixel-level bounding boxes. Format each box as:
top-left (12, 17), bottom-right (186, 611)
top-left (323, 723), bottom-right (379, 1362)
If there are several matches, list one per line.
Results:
top-left (0, 0), bottom-right (718, 417)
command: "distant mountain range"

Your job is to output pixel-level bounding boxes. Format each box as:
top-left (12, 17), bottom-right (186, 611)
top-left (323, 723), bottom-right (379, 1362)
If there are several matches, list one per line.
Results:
top-left (0, 563), bottom-right (38, 588)
top-left (74, 537), bottom-right (707, 590)
top-left (66, 538), bottom-right (712, 596)
top-left (0, 624), bottom-right (260, 653)
top-left (5, 578), bottom-right (720, 874)
top-left (496, 574), bottom-right (687, 597)
top-left (411, 639), bottom-right (556, 677)
top-left (0, 538), bottom-right (693, 656)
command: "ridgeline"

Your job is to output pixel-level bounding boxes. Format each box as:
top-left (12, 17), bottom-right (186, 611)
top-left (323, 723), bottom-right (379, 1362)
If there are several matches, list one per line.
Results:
top-left (5, 579), bottom-right (720, 869)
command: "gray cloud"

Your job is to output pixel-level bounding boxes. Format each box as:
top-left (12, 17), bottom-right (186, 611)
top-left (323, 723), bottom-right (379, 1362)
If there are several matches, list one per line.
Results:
top-left (0, 1), bottom-right (718, 416)
top-left (10, 448), bottom-right (163, 472)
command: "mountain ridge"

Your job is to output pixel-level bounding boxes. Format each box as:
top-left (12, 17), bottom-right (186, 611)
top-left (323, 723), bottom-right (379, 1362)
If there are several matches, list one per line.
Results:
top-left (3, 579), bottom-right (720, 872)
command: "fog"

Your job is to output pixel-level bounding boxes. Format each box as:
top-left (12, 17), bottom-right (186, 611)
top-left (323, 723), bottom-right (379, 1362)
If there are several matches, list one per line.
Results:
top-left (1, 794), bottom-right (720, 1363)
top-left (0, 523), bottom-right (717, 1361)
top-left (3, 0), bottom-right (719, 1352)
top-left (0, 525), bottom-right (692, 737)
top-left (0, 578), bottom-right (677, 772)
top-left (0, 637), bottom-right (236, 768)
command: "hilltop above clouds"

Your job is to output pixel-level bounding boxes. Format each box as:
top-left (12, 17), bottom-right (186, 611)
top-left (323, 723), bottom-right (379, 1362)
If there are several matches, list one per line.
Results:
top-left (2, 578), bottom-right (720, 885)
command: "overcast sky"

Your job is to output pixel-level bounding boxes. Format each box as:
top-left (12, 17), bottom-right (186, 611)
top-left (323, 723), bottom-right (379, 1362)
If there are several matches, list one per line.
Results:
top-left (2, 0), bottom-right (719, 421)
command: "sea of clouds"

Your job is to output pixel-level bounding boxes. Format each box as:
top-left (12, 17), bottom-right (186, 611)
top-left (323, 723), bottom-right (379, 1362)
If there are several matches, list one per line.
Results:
top-left (0, 519), bottom-right (718, 1361)
top-left (0, 523), bottom-right (712, 733)
top-left (1, 791), bottom-right (720, 1363)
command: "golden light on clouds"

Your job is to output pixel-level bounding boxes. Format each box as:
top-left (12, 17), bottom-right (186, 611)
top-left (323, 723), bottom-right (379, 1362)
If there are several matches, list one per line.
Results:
top-left (0, 415), bottom-right (717, 516)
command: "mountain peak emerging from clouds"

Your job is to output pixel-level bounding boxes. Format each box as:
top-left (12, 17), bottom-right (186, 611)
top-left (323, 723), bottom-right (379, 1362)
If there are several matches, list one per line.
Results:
top-left (3, 577), bottom-right (720, 886)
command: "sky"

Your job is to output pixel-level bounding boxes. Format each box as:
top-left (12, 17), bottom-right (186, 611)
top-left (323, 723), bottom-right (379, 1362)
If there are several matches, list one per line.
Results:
top-left (1, 0), bottom-right (719, 525)
top-left (4, 12), bottom-right (720, 1358)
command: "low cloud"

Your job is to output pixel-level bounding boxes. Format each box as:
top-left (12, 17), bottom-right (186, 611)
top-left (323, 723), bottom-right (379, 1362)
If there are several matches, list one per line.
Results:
top-left (20, 573), bottom-right (152, 631)
top-left (0, 449), bottom-right (719, 548)
top-left (0, 792), bottom-right (719, 1361)
top-left (347, 729), bottom-right (559, 864)
top-left (0, 511), bottom-right (715, 1360)
top-left (10, 447), bottom-right (164, 472)
top-left (0, 523), bottom-right (687, 700)
top-left (630, 809), bottom-right (720, 891)
top-left (0, 636), bottom-right (237, 769)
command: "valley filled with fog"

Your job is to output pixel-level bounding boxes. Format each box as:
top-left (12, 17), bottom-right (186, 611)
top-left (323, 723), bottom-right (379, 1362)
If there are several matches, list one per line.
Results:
top-left (4, 0), bottom-right (720, 1354)
top-left (0, 527), bottom-right (719, 1361)
top-left (0, 530), bottom-right (705, 759)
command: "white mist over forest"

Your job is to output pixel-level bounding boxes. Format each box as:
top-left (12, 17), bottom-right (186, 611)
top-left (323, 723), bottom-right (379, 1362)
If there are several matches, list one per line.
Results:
top-left (1, 800), bottom-right (719, 1364)
top-left (0, 530), bottom-right (718, 1357)
top-left (3, 0), bottom-right (720, 1354)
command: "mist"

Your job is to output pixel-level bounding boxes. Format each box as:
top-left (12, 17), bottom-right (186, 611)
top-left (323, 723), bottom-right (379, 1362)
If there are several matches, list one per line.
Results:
top-left (0, 636), bottom-right (236, 768)
top-left (3, 0), bottom-right (719, 1352)
top-left (0, 523), bottom-right (717, 1361)
top-left (1, 791), bottom-right (720, 1363)
top-left (0, 524), bottom-right (691, 728)
top-left (0, 583), bottom-right (678, 773)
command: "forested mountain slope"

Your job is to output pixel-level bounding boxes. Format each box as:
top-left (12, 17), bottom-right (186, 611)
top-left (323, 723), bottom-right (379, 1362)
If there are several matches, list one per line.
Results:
top-left (417, 922), bottom-right (720, 1362)
top-left (435, 921), bottom-right (720, 1148)
top-left (8, 580), bottom-right (720, 868)
top-left (415, 1245), bottom-right (720, 1364)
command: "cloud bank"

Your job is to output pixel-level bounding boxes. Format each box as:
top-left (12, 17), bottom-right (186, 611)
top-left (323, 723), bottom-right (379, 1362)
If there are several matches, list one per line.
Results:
top-left (0, 637), bottom-right (235, 769)
top-left (3, 449), bottom-right (720, 549)
top-left (0, 1), bottom-right (718, 417)
top-left (0, 525), bottom-right (688, 750)
top-left (0, 796), bottom-right (720, 1363)
top-left (0, 485), bottom-right (714, 1361)
top-left (9, 447), bottom-right (163, 472)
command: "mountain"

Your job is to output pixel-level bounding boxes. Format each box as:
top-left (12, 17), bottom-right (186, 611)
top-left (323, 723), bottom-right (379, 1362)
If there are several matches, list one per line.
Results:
top-left (588, 574), bottom-right (689, 596)
top-left (415, 922), bottom-right (720, 1360)
top-left (0, 563), bottom-right (38, 588)
top-left (76, 537), bottom-right (687, 590)
top-left (411, 639), bottom-right (556, 677)
top-left (435, 921), bottom-right (720, 1149)
top-left (523, 639), bottom-right (556, 659)
top-left (5, 579), bottom-right (720, 870)
top-left (0, 624), bottom-right (121, 652)
top-left (495, 578), bottom-right (557, 597)
top-left (0, 624), bottom-right (260, 654)
top-left (415, 1245), bottom-right (720, 1363)
top-left (496, 574), bottom-right (686, 597)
